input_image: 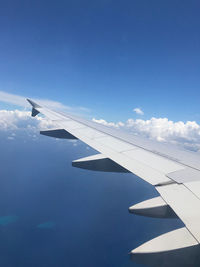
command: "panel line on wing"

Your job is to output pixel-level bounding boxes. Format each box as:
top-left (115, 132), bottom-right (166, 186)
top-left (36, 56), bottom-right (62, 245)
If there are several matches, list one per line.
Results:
top-left (157, 183), bottom-right (200, 243)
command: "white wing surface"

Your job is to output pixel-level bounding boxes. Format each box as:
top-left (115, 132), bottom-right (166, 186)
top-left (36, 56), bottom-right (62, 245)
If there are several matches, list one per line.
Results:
top-left (27, 99), bottom-right (200, 254)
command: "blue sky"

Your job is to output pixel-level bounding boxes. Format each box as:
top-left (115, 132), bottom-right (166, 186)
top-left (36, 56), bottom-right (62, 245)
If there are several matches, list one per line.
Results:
top-left (0, 0), bottom-right (200, 122)
top-left (1, 2), bottom-right (200, 265)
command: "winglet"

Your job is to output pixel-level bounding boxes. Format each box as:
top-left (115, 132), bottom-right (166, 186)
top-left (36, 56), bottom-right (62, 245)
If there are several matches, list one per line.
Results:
top-left (27, 99), bottom-right (41, 117)
top-left (26, 99), bottom-right (41, 108)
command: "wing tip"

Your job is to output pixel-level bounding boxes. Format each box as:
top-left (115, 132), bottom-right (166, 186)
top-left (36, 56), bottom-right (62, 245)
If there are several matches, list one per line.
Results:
top-left (26, 98), bottom-right (41, 108)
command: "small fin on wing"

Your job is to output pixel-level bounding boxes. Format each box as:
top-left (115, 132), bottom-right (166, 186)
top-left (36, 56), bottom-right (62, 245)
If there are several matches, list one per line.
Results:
top-left (31, 108), bottom-right (40, 117)
top-left (27, 99), bottom-right (41, 108)
top-left (27, 99), bottom-right (41, 117)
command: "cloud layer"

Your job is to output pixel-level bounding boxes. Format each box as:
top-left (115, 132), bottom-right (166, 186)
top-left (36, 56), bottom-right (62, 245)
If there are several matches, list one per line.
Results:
top-left (93, 117), bottom-right (200, 151)
top-left (0, 91), bottom-right (90, 113)
top-left (1, 107), bottom-right (200, 152)
top-left (0, 110), bottom-right (56, 132)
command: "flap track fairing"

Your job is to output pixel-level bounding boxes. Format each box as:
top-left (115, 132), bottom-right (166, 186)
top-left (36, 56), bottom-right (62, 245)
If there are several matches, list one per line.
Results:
top-left (72, 154), bottom-right (130, 173)
top-left (40, 129), bottom-right (77, 139)
top-left (129, 196), bottom-right (177, 218)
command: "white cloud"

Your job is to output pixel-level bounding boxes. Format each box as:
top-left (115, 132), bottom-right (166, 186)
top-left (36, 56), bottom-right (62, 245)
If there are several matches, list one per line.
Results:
top-left (92, 118), bottom-right (124, 128)
top-left (0, 91), bottom-right (29, 108)
top-left (1, 107), bottom-right (200, 152)
top-left (0, 91), bottom-right (90, 113)
top-left (7, 136), bottom-right (14, 140)
top-left (133, 107), bottom-right (144, 115)
top-left (0, 109), bottom-right (56, 132)
top-left (93, 117), bottom-right (200, 151)
top-left (0, 91), bottom-right (69, 110)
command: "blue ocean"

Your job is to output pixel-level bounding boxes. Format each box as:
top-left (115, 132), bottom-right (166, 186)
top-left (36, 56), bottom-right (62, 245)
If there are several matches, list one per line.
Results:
top-left (0, 131), bottom-right (199, 267)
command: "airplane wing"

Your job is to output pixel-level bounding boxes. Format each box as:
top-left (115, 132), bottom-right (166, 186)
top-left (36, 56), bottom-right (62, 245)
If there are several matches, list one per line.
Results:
top-left (27, 98), bottom-right (200, 254)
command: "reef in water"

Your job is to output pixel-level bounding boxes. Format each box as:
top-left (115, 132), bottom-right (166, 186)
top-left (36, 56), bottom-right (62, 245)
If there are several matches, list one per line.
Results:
top-left (0, 215), bottom-right (18, 226)
top-left (37, 221), bottom-right (55, 229)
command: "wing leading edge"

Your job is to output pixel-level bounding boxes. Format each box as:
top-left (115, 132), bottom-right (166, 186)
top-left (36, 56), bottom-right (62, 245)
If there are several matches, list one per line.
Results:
top-left (27, 99), bottom-right (200, 254)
